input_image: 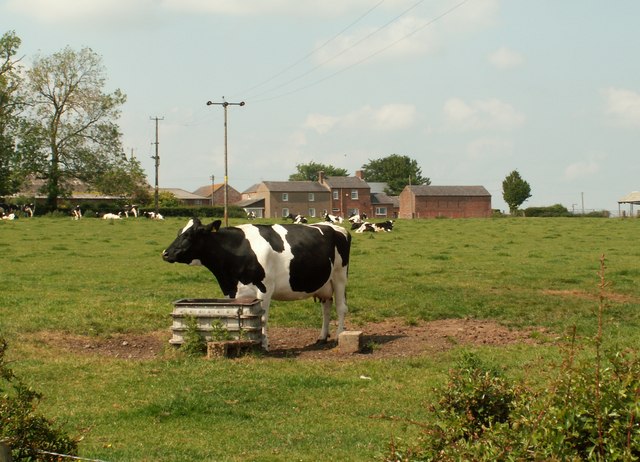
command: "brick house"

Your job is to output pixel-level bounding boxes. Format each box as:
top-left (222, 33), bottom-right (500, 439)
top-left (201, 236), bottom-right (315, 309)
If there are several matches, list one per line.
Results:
top-left (320, 171), bottom-right (371, 219)
top-left (399, 185), bottom-right (492, 218)
top-left (192, 183), bottom-right (241, 206)
top-left (254, 181), bottom-right (331, 219)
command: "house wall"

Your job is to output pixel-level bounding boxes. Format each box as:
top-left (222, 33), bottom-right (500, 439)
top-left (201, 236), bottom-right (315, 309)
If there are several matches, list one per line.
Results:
top-left (256, 184), bottom-right (330, 218)
top-left (399, 191), bottom-right (491, 218)
top-left (330, 188), bottom-right (371, 218)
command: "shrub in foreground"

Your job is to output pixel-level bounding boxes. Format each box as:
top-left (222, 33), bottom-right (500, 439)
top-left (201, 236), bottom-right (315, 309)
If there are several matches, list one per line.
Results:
top-left (385, 256), bottom-right (640, 461)
top-left (0, 338), bottom-right (78, 461)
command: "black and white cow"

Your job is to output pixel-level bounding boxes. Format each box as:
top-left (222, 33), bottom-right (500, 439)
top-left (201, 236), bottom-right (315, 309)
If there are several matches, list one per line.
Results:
top-left (162, 218), bottom-right (351, 349)
top-left (354, 220), bottom-right (394, 233)
top-left (348, 212), bottom-right (367, 225)
top-left (286, 213), bottom-right (308, 224)
top-left (323, 211), bottom-right (343, 224)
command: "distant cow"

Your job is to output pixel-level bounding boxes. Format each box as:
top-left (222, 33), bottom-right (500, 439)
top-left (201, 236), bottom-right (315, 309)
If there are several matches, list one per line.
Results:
top-left (162, 218), bottom-right (351, 349)
top-left (354, 220), bottom-right (394, 233)
top-left (124, 205), bottom-right (139, 218)
top-left (323, 211), bottom-right (343, 224)
top-left (286, 213), bottom-right (308, 224)
top-left (144, 211), bottom-right (164, 220)
top-left (102, 212), bottom-right (122, 220)
top-left (72, 206), bottom-right (82, 220)
top-left (348, 212), bottom-right (367, 225)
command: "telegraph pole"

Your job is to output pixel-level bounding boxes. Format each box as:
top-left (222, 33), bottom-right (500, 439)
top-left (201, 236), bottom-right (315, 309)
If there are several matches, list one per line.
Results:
top-left (150, 116), bottom-right (164, 214)
top-left (206, 99), bottom-right (245, 227)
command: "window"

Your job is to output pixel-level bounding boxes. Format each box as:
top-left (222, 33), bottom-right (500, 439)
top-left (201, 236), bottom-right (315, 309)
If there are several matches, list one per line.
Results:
top-left (333, 190), bottom-right (339, 200)
top-left (308, 192), bottom-right (315, 202)
top-left (350, 189), bottom-right (358, 200)
top-left (308, 208), bottom-right (316, 218)
top-left (375, 207), bottom-right (387, 216)
top-left (282, 208), bottom-right (289, 218)
top-left (282, 193), bottom-right (288, 202)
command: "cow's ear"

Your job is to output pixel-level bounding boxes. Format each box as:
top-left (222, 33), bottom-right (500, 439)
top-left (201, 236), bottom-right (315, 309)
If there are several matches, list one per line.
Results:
top-left (205, 220), bottom-right (222, 233)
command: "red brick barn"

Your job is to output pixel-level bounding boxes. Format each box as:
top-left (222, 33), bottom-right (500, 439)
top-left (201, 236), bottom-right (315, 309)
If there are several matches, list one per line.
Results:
top-left (399, 185), bottom-right (492, 218)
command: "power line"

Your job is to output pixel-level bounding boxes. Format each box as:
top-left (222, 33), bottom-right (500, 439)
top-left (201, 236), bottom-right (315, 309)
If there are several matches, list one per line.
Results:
top-left (249, 0), bottom-right (471, 104)
top-left (232, 0), bottom-right (387, 100)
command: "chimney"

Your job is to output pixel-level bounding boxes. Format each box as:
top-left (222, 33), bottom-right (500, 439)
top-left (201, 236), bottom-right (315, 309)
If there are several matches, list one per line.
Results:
top-left (318, 171), bottom-right (325, 184)
top-left (355, 170), bottom-right (364, 180)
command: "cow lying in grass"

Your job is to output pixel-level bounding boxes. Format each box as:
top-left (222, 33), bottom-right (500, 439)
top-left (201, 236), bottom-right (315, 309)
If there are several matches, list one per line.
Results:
top-left (162, 218), bottom-right (351, 350)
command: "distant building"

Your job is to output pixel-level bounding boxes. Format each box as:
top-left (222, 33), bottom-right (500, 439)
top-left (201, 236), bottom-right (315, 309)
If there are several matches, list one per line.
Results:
top-left (399, 185), bottom-right (492, 219)
top-left (254, 181), bottom-right (331, 219)
top-left (159, 188), bottom-right (209, 206)
top-left (192, 183), bottom-right (241, 206)
top-left (320, 170), bottom-right (371, 218)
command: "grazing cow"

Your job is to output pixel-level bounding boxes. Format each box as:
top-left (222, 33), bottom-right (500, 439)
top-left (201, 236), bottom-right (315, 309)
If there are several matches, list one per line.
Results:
top-left (22, 204), bottom-right (34, 218)
top-left (124, 204), bottom-right (139, 218)
top-left (323, 211), bottom-right (343, 224)
top-left (348, 212), bottom-right (367, 225)
top-left (162, 218), bottom-right (351, 349)
top-left (145, 211), bottom-right (164, 220)
top-left (72, 205), bottom-right (82, 220)
top-left (286, 213), bottom-right (308, 224)
top-left (354, 220), bottom-right (394, 233)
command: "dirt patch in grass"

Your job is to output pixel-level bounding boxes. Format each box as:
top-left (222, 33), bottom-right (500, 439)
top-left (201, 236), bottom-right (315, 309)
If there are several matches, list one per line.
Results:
top-left (543, 289), bottom-right (635, 304)
top-left (40, 318), bottom-right (549, 361)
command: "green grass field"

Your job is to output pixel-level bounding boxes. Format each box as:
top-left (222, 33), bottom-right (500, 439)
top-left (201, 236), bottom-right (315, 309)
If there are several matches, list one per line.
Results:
top-left (1, 216), bottom-right (639, 461)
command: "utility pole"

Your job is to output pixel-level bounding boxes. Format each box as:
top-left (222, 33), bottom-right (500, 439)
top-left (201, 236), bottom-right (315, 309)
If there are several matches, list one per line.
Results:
top-left (206, 99), bottom-right (245, 227)
top-left (210, 174), bottom-right (215, 207)
top-left (150, 116), bottom-right (164, 214)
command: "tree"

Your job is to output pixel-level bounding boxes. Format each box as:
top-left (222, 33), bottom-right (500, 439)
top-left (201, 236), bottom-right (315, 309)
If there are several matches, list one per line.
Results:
top-left (0, 31), bottom-right (24, 197)
top-left (502, 170), bottom-right (531, 214)
top-left (361, 154), bottom-right (429, 195)
top-left (23, 46), bottom-right (128, 209)
top-left (93, 156), bottom-right (151, 204)
top-left (288, 161), bottom-right (348, 181)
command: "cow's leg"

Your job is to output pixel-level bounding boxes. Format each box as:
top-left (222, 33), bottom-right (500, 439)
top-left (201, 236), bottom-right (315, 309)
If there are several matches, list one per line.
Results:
top-left (318, 298), bottom-right (332, 343)
top-left (334, 285), bottom-right (348, 337)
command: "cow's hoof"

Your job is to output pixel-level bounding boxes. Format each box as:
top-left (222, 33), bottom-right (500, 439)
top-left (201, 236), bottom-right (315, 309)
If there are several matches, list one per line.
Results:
top-left (316, 337), bottom-right (329, 344)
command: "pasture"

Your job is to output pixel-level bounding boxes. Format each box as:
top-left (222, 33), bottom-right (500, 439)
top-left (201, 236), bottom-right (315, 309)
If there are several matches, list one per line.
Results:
top-left (1, 216), bottom-right (639, 461)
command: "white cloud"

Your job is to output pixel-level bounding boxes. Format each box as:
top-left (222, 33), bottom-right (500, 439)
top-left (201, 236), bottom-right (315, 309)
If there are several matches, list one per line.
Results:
top-left (603, 87), bottom-right (640, 128)
top-left (564, 159), bottom-right (600, 181)
top-left (467, 138), bottom-right (513, 160)
top-left (488, 46), bottom-right (524, 70)
top-left (304, 104), bottom-right (416, 134)
top-left (313, 16), bottom-right (438, 68)
top-left (443, 98), bottom-right (525, 131)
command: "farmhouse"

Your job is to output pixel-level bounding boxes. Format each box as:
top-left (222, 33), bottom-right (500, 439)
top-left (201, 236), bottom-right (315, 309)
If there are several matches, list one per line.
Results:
top-left (320, 170), bottom-right (372, 218)
top-left (193, 183), bottom-right (241, 206)
top-left (250, 181), bottom-right (331, 219)
top-left (399, 185), bottom-right (492, 219)
top-left (159, 188), bottom-right (209, 206)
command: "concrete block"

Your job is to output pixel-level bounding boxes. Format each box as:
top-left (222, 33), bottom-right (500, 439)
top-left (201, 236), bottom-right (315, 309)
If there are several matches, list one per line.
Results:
top-left (338, 330), bottom-right (363, 353)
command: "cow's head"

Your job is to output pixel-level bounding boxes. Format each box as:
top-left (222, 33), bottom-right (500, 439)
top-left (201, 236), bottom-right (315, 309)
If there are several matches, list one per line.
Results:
top-left (162, 218), bottom-right (221, 264)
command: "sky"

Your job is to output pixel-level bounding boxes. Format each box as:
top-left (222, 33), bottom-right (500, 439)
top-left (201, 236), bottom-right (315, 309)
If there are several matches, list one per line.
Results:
top-left (2, 0), bottom-right (639, 214)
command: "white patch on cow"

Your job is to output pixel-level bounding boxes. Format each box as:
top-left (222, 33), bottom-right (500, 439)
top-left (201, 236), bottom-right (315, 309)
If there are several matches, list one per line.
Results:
top-left (189, 259), bottom-right (203, 266)
top-left (181, 219), bottom-right (195, 234)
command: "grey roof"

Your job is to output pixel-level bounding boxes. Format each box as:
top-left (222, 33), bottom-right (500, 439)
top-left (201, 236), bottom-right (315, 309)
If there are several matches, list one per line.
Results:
top-left (368, 182), bottom-right (389, 194)
top-left (261, 181), bottom-right (329, 192)
top-left (160, 188), bottom-right (208, 200)
top-left (242, 183), bottom-right (261, 194)
top-left (408, 185), bottom-right (491, 197)
top-left (371, 192), bottom-right (395, 205)
top-left (236, 198), bottom-right (265, 208)
top-left (323, 176), bottom-right (369, 189)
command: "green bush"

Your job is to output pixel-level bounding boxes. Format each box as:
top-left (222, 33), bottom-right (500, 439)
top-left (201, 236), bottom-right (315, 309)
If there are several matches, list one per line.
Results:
top-left (0, 338), bottom-right (78, 461)
top-left (524, 204), bottom-right (572, 217)
top-left (385, 257), bottom-right (640, 461)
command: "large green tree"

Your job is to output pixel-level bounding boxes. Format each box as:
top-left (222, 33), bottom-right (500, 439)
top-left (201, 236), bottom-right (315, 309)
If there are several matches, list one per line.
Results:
top-left (0, 31), bottom-right (24, 197)
top-left (289, 161), bottom-right (348, 181)
top-left (502, 170), bottom-right (532, 214)
top-left (23, 46), bottom-right (128, 209)
top-left (361, 154), bottom-right (429, 195)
